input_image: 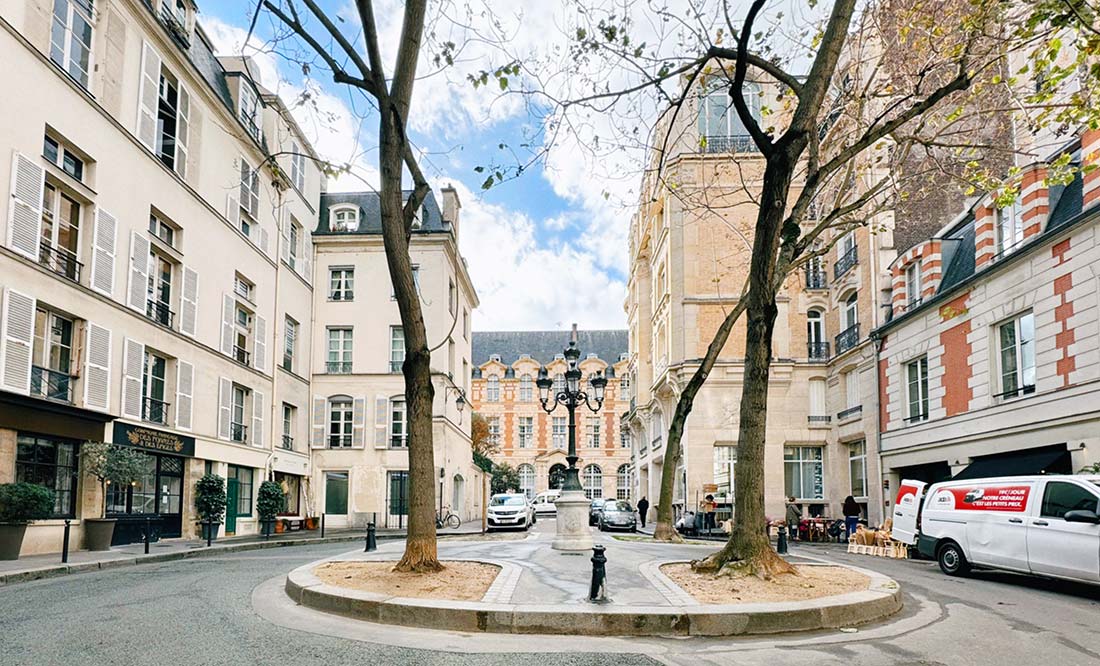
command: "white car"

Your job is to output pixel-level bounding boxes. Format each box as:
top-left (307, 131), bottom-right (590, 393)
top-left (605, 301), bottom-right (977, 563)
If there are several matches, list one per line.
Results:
top-left (893, 474), bottom-right (1100, 584)
top-left (531, 490), bottom-right (560, 516)
top-left (487, 493), bottom-right (535, 531)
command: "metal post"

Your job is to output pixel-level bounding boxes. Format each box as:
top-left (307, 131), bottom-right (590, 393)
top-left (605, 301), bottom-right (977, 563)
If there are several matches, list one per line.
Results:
top-left (365, 522), bottom-right (377, 552)
top-left (320, 513), bottom-right (326, 539)
top-left (205, 518), bottom-right (213, 548)
top-left (61, 519), bottom-right (71, 564)
top-left (588, 545), bottom-right (608, 602)
top-left (777, 523), bottom-right (789, 555)
top-left (144, 518), bottom-right (151, 554)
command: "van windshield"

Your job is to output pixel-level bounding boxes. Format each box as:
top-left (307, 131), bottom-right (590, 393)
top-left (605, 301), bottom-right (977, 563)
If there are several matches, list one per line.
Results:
top-left (491, 496), bottom-right (525, 506)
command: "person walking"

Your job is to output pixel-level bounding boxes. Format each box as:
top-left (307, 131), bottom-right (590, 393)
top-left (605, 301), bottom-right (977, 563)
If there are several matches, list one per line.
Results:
top-left (785, 496), bottom-right (802, 542)
top-left (637, 496), bottom-right (650, 528)
top-left (843, 495), bottom-right (862, 541)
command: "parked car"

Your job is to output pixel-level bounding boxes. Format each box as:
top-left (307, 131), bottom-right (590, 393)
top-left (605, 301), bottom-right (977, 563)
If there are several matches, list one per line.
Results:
top-left (893, 474), bottom-right (1100, 584)
top-left (598, 500), bottom-right (637, 532)
top-left (487, 493), bottom-right (535, 531)
top-left (532, 490), bottom-right (560, 516)
top-left (588, 498), bottom-right (607, 526)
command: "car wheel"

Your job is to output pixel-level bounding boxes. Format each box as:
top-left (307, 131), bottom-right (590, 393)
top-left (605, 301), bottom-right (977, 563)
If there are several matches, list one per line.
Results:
top-left (937, 541), bottom-right (971, 576)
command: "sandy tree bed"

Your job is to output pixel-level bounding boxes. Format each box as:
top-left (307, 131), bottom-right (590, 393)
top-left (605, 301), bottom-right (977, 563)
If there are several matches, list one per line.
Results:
top-left (661, 564), bottom-right (870, 604)
top-left (314, 561), bottom-right (501, 601)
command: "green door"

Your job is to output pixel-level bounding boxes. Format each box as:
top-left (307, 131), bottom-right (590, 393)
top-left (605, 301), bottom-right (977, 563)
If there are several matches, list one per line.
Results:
top-left (226, 478), bottom-right (239, 534)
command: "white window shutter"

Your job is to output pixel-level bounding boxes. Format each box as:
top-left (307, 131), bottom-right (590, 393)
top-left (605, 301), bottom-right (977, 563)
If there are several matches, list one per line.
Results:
top-left (352, 397), bottom-right (366, 448)
top-left (259, 227), bottom-right (270, 256)
top-left (253, 315), bottom-right (267, 372)
top-left (137, 41), bottom-right (161, 150)
top-left (175, 83), bottom-right (190, 179)
top-left (226, 192), bottom-right (240, 228)
top-left (279, 212), bottom-right (291, 264)
top-left (301, 253), bottom-right (312, 285)
top-left (90, 207), bottom-right (117, 297)
top-left (220, 293), bottom-right (234, 356)
top-left (83, 323), bottom-right (112, 411)
top-left (126, 232), bottom-right (150, 313)
top-left (0, 288), bottom-right (35, 394)
top-left (175, 360), bottom-right (194, 430)
top-left (252, 390), bottom-right (264, 448)
top-left (121, 338), bottom-right (145, 419)
top-left (180, 266), bottom-right (199, 337)
top-left (373, 395), bottom-right (388, 449)
top-left (311, 396), bottom-right (327, 449)
top-left (218, 377), bottom-right (232, 440)
top-left (6, 152), bottom-right (44, 261)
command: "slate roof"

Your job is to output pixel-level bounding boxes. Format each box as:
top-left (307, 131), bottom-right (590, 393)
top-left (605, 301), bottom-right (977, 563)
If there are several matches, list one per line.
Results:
top-left (315, 191), bottom-right (447, 235)
top-left (472, 330), bottom-right (628, 368)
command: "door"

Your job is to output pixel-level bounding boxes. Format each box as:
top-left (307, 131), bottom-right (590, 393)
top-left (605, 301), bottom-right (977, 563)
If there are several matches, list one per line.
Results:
top-left (892, 479), bottom-right (926, 545)
top-left (324, 471), bottom-right (349, 515)
top-left (226, 478), bottom-right (239, 534)
top-left (1026, 480), bottom-right (1100, 581)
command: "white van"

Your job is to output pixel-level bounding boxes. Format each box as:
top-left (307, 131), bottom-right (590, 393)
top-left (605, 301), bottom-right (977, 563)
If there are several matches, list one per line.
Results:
top-left (892, 475), bottom-right (1100, 584)
top-left (531, 490), bottom-right (560, 516)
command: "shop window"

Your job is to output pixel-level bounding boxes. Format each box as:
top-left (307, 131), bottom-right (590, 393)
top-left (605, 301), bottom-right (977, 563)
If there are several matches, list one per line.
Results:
top-left (849, 440), bottom-right (867, 498)
top-left (274, 472), bottom-right (300, 515)
top-left (15, 434), bottom-right (79, 517)
top-left (784, 446), bottom-right (824, 500)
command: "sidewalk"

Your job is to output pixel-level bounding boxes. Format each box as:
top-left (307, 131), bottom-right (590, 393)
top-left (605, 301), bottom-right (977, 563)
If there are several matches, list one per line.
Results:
top-left (0, 520), bottom-right (485, 585)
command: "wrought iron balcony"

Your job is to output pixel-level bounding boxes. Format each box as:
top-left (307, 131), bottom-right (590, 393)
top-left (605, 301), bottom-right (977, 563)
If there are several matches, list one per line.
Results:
top-left (805, 270), bottom-right (827, 290)
top-left (142, 397), bottom-right (169, 424)
top-left (835, 323), bottom-right (861, 355)
top-left (233, 346), bottom-right (251, 366)
top-left (30, 365), bottom-right (73, 403)
top-left (230, 422), bottom-right (248, 443)
top-left (833, 246), bottom-right (858, 279)
top-left (146, 299), bottom-right (174, 328)
top-left (700, 134), bottom-right (760, 154)
top-left (807, 415), bottom-right (832, 424)
top-left (903, 412), bottom-right (928, 424)
top-left (328, 434), bottom-right (351, 448)
top-left (994, 384), bottom-right (1035, 400)
top-left (281, 434), bottom-right (294, 450)
top-left (807, 342), bottom-right (830, 361)
top-left (837, 405), bottom-right (863, 421)
top-left (327, 361), bottom-right (352, 374)
top-left (39, 242), bottom-right (82, 283)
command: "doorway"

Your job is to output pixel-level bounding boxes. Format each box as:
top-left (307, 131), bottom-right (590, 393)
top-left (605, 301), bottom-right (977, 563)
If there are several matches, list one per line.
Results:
top-left (548, 463), bottom-right (566, 490)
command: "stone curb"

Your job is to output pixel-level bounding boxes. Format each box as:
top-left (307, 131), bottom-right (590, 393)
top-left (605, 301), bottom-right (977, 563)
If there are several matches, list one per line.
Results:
top-left (286, 557), bottom-right (903, 637)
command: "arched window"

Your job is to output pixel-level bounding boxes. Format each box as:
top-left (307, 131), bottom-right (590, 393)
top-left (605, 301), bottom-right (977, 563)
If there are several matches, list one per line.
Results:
top-left (548, 463), bottom-right (566, 490)
top-left (486, 375), bottom-right (500, 402)
top-left (328, 396), bottom-right (353, 448)
top-left (651, 408), bottom-right (665, 449)
top-left (518, 464), bottom-right (535, 499)
top-left (329, 206), bottom-right (358, 232)
top-left (697, 81), bottom-right (762, 153)
top-left (616, 464), bottom-right (631, 500)
top-left (519, 374), bottom-right (533, 402)
top-left (583, 464), bottom-right (603, 500)
top-left (807, 309), bottom-right (825, 359)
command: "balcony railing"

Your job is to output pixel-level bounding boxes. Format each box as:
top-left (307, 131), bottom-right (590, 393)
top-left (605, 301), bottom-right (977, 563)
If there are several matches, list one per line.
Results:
top-left (903, 412), bottom-right (928, 424)
top-left (233, 346), bottom-right (251, 366)
top-left (327, 361), bottom-right (352, 374)
top-left (390, 436), bottom-right (407, 448)
top-left (281, 434), bottom-right (294, 450)
top-left (700, 134), bottom-right (760, 154)
top-left (994, 384), bottom-right (1035, 400)
top-left (805, 270), bottom-right (827, 290)
top-left (142, 396), bottom-right (169, 424)
top-left (230, 422), bottom-right (248, 443)
top-left (39, 242), bottom-right (82, 283)
top-left (837, 405), bottom-right (863, 421)
top-left (146, 299), bottom-right (174, 328)
top-left (833, 246), bottom-right (858, 279)
top-left (835, 323), bottom-right (860, 355)
top-left (807, 342), bottom-right (830, 361)
top-left (30, 365), bottom-right (73, 403)
top-left (807, 415), bottom-right (832, 425)
top-left (328, 434), bottom-right (351, 448)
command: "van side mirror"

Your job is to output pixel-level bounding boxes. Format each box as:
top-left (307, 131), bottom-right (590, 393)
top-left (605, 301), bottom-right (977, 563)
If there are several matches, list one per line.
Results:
top-left (1063, 510), bottom-right (1100, 524)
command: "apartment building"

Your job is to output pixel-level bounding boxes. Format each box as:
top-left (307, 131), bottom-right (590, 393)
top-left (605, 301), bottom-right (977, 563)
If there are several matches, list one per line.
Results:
top-left (309, 188), bottom-right (482, 528)
top-left (469, 330), bottom-right (630, 502)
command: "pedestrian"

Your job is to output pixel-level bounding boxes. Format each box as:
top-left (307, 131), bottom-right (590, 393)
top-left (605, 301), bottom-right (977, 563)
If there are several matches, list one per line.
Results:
top-left (637, 496), bottom-right (650, 528)
top-left (703, 494), bottom-right (717, 532)
top-left (843, 495), bottom-right (862, 541)
top-left (785, 496), bottom-right (802, 542)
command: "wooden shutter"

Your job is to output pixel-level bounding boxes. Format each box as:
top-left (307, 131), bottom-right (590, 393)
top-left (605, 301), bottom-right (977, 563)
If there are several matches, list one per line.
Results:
top-left (301, 250), bottom-right (312, 285)
top-left (120, 338), bottom-right (145, 419)
top-left (352, 397), bottom-right (366, 448)
top-left (83, 323), bottom-right (112, 411)
top-left (253, 315), bottom-right (267, 371)
top-left (126, 231), bottom-right (150, 313)
top-left (179, 265), bottom-right (198, 337)
top-left (90, 207), bottom-right (117, 297)
top-left (0, 288), bottom-right (35, 394)
top-left (259, 227), bottom-right (270, 256)
top-left (279, 211), bottom-right (291, 264)
top-left (220, 293), bottom-right (234, 356)
top-left (311, 396), bottom-right (327, 449)
top-left (252, 390), bottom-right (264, 447)
top-left (218, 377), bottom-right (232, 440)
top-left (809, 379), bottom-right (826, 417)
top-left (176, 360), bottom-right (194, 430)
top-left (136, 41), bottom-right (161, 150)
top-left (226, 191), bottom-right (240, 228)
top-left (846, 370), bottom-right (861, 409)
top-left (373, 395), bottom-right (388, 448)
top-left (6, 152), bottom-right (44, 261)
top-left (174, 83), bottom-right (190, 179)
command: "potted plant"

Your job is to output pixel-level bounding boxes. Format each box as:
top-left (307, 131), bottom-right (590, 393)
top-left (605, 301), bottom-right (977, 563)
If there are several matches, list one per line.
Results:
top-left (257, 481), bottom-right (285, 538)
top-left (0, 483), bottom-right (55, 560)
top-left (81, 442), bottom-right (148, 551)
top-left (195, 474), bottom-right (227, 541)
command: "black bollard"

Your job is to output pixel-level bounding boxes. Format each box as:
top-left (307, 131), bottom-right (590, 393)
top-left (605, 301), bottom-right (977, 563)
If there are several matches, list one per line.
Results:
top-left (588, 545), bottom-right (608, 602)
top-left (144, 518), bottom-right (151, 554)
top-left (777, 524), bottom-right (789, 555)
top-left (205, 519), bottom-right (213, 548)
top-left (61, 519), bottom-right (71, 563)
top-left (320, 513), bottom-right (326, 539)
top-left (365, 522), bottom-right (377, 552)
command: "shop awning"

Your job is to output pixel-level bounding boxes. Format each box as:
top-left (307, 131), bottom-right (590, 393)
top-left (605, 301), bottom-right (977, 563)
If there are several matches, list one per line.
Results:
top-left (952, 445), bottom-right (1071, 480)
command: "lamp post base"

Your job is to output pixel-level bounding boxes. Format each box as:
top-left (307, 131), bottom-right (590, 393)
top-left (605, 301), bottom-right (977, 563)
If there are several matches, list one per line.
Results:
top-left (552, 490), bottom-right (593, 551)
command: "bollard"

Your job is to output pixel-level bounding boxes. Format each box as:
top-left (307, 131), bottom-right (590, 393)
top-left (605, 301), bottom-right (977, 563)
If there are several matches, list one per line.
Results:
top-left (320, 513), bottom-right (326, 539)
top-left (61, 519), bottom-right (71, 564)
top-left (144, 518), bottom-right (151, 554)
top-left (588, 545), bottom-right (608, 602)
top-left (365, 522), bottom-right (377, 552)
top-left (205, 518), bottom-right (213, 548)
top-left (777, 523), bottom-right (789, 555)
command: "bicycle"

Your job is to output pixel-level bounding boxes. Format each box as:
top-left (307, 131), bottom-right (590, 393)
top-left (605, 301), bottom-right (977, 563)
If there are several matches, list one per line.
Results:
top-left (436, 506), bottom-right (461, 529)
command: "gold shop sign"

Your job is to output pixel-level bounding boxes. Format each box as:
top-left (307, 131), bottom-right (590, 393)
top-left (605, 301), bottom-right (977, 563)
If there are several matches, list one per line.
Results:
top-left (113, 422), bottom-right (195, 457)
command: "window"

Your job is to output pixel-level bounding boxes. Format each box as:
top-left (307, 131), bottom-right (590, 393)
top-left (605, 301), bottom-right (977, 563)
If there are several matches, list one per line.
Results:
top-left (448, 279), bottom-right (457, 315)
top-left (390, 398), bottom-right (407, 447)
top-left (906, 356), bottom-right (929, 422)
top-left (329, 267), bottom-right (354, 301)
top-left (148, 213), bottom-right (176, 247)
top-left (230, 384), bottom-right (249, 442)
top-left (843, 293), bottom-right (859, 330)
top-left (330, 206), bottom-right (358, 232)
top-left (227, 465), bottom-right (253, 516)
top-left (552, 417), bottom-right (566, 449)
top-left (620, 374), bottom-right (631, 401)
top-left (15, 434), bottom-right (78, 517)
top-left (389, 327), bottom-right (405, 372)
top-left (283, 317), bottom-right (297, 372)
top-left (50, 0), bottom-right (93, 88)
top-left (519, 374), bottom-right (533, 402)
top-left (995, 197), bottom-right (1024, 257)
top-left (155, 67), bottom-right (185, 173)
top-left (239, 82), bottom-right (261, 141)
top-left (784, 446), bottom-right (824, 500)
top-left (463, 309), bottom-right (469, 340)
top-left (486, 376), bottom-right (500, 402)
top-left (234, 275), bottom-right (254, 302)
top-left (553, 373), bottom-right (565, 395)
top-left (807, 309), bottom-right (825, 359)
top-left (587, 416), bottom-right (601, 448)
top-left (845, 369), bottom-right (860, 409)
top-left (290, 142), bottom-right (306, 191)
top-left (582, 464), bottom-right (603, 500)
top-left (848, 440), bottom-right (867, 498)
top-left (288, 219), bottom-right (301, 269)
top-left (327, 328), bottom-right (353, 373)
top-left (714, 445), bottom-right (736, 502)
top-left (239, 160), bottom-right (260, 229)
top-left (31, 309), bottom-right (74, 403)
top-left (905, 261), bottom-right (922, 307)
top-left (651, 409), bottom-right (664, 448)
top-left (697, 81), bottom-right (761, 153)
top-left (39, 182), bottom-right (82, 281)
top-left (487, 416), bottom-right (501, 448)
top-left (620, 429), bottom-right (631, 449)
top-left (142, 350), bottom-right (168, 424)
top-left (808, 378), bottom-right (826, 418)
top-left (518, 464), bottom-right (535, 499)
top-left (1040, 482), bottom-right (1099, 519)
top-left (281, 403), bottom-right (295, 450)
top-left (617, 464), bottom-right (631, 500)
top-left (391, 265), bottom-right (420, 299)
top-left (998, 313), bottom-right (1035, 399)
top-left (328, 398), bottom-right (352, 447)
top-left (518, 417), bottom-right (533, 448)
top-left (233, 305), bottom-right (253, 365)
top-left (43, 134), bottom-right (84, 182)
top-left (146, 249), bottom-right (174, 327)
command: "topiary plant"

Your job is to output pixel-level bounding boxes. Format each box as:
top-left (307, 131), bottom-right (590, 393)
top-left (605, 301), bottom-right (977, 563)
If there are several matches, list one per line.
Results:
top-left (81, 442), bottom-right (149, 518)
top-left (195, 474), bottom-right (228, 524)
top-left (257, 481), bottom-right (285, 522)
top-left (0, 483), bottom-right (55, 523)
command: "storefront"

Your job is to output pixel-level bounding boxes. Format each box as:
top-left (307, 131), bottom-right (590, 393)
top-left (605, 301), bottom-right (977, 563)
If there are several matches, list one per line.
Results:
top-left (273, 471), bottom-right (302, 517)
top-left (108, 422), bottom-right (194, 545)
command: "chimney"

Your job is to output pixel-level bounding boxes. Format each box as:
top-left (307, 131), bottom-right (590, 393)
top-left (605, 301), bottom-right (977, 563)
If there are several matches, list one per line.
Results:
top-left (441, 185), bottom-right (461, 238)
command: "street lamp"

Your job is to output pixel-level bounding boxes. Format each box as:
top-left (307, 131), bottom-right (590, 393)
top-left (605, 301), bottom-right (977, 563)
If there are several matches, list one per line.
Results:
top-left (537, 327), bottom-right (607, 550)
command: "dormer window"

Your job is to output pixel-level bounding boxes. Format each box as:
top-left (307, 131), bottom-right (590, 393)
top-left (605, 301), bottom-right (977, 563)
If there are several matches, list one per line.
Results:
top-left (330, 206), bottom-right (358, 232)
top-left (159, 0), bottom-right (193, 46)
top-left (239, 82), bottom-right (262, 142)
top-left (995, 196), bottom-right (1024, 258)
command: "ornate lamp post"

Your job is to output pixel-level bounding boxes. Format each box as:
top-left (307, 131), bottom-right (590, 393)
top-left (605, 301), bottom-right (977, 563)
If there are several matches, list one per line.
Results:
top-left (536, 329), bottom-right (607, 551)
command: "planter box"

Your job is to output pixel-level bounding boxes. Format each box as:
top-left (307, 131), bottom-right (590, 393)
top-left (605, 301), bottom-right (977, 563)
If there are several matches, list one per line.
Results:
top-left (84, 518), bottom-right (116, 551)
top-left (0, 523), bottom-right (28, 560)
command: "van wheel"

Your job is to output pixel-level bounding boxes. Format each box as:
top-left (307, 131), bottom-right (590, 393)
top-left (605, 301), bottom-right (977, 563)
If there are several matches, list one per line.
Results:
top-left (937, 541), bottom-right (971, 576)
